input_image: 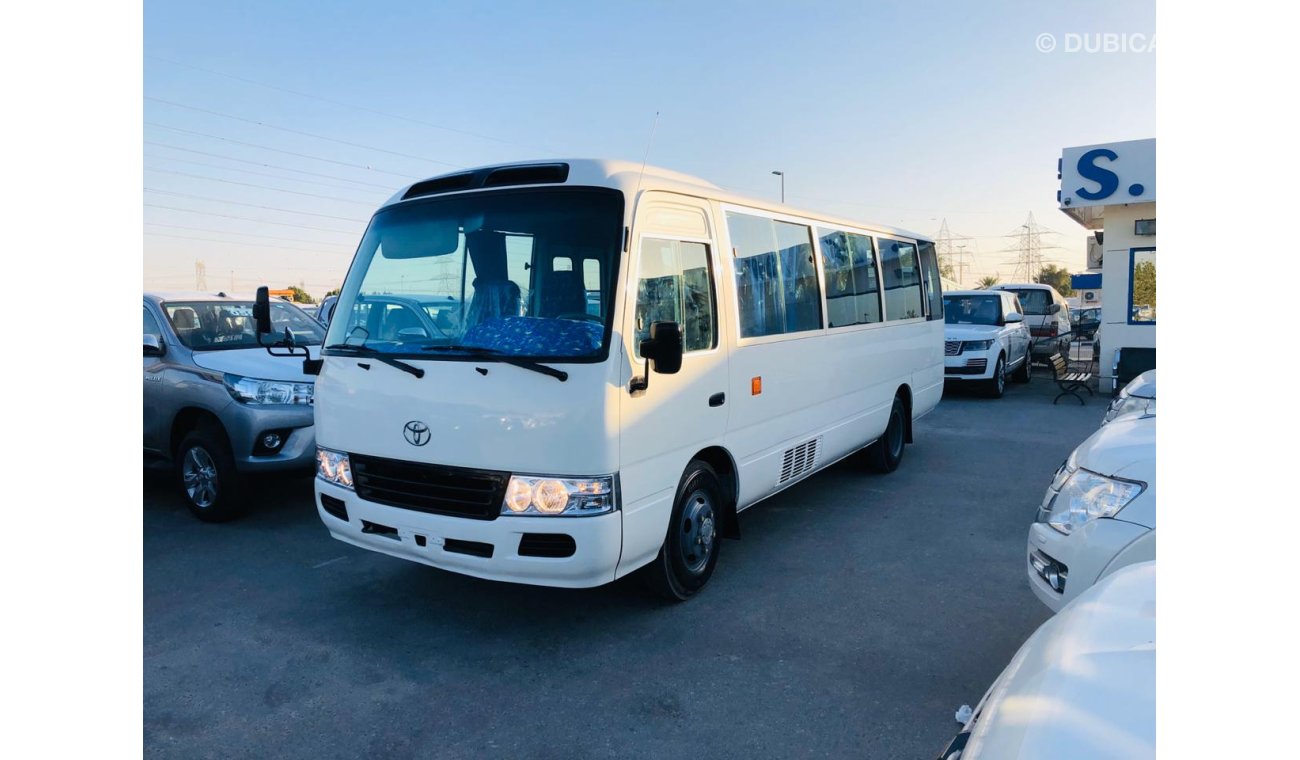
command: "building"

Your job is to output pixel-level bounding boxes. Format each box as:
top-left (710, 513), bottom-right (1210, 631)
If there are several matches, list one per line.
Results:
top-left (1058, 138), bottom-right (1155, 392)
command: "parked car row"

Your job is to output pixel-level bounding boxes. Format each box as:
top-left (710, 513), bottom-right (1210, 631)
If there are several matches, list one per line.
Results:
top-left (936, 368), bottom-right (1157, 758)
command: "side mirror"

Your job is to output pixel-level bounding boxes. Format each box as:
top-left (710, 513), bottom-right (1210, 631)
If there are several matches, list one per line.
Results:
top-left (1004, 312), bottom-right (1024, 324)
top-left (641, 322), bottom-right (683, 375)
top-left (1048, 303), bottom-right (1061, 315)
top-left (253, 286), bottom-right (273, 335)
top-left (143, 334), bottom-right (165, 356)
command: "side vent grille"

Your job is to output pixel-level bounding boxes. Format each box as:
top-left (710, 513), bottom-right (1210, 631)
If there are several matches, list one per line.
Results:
top-left (779, 438), bottom-right (820, 484)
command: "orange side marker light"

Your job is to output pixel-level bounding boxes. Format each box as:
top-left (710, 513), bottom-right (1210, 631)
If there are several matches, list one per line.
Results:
top-left (751, 376), bottom-right (762, 395)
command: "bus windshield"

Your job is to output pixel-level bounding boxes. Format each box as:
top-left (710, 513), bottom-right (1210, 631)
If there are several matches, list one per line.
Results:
top-left (326, 189), bottom-right (624, 361)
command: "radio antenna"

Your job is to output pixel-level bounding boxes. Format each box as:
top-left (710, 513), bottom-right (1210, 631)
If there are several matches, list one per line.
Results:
top-left (633, 111), bottom-right (660, 202)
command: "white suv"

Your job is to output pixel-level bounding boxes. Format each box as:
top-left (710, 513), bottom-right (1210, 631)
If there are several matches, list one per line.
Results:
top-left (943, 290), bottom-right (1032, 398)
top-left (992, 283), bottom-right (1072, 360)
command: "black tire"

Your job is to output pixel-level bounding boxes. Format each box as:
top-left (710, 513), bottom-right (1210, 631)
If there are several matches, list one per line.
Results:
top-left (176, 425), bottom-right (244, 522)
top-left (643, 462), bottom-right (723, 601)
top-left (866, 395), bottom-right (907, 473)
top-left (1011, 347), bottom-right (1032, 383)
top-left (984, 355), bottom-right (1007, 398)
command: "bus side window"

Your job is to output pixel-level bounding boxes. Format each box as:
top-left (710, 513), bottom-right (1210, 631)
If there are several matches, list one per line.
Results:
top-left (918, 240), bottom-right (943, 320)
top-left (634, 238), bottom-right (717, 357)
top-left (727, 211), bottom-right (822, 338)
top-left (880, 237), bottom-right (924, 321)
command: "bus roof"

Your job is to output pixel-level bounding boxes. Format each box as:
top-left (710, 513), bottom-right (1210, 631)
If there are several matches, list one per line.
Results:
top-left (380, 158), bottom-right (933, 244)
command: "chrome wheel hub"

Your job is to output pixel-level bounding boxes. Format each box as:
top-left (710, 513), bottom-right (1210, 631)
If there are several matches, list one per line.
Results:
top-left (182, 447), bottom-right (219, 508)
top-left (679, 491), bottom-right (716, 575)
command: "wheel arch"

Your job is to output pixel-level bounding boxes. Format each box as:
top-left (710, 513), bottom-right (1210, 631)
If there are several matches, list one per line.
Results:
top-left (170, 407), bottom-right (229, 457)
top-left (688, 445), bottom-right (740, 540)
top-left (895, 384), bottom-right (914, 444)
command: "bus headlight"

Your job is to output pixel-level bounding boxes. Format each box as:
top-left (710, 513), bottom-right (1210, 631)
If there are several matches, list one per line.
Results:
top-left (500, 474), bottom-right (616, 516)
top-left (316, 448), bottom-right (354, 489)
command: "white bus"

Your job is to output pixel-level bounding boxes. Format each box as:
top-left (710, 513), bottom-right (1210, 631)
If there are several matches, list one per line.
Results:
top-left (291, 159), bottom-right (944, 600)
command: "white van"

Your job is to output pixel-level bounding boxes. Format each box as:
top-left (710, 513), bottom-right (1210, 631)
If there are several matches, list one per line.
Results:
top-left (991, 283), bottom-right (1071, 359)
top-left (291, 159), bottom-right (945, 599)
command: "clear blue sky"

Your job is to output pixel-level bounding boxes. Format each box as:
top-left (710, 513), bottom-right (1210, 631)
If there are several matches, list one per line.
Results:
top-left (144, 0), bottom-right (1155, 296)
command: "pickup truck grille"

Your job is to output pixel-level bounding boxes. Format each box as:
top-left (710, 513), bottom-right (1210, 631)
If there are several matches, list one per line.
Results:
top-left (350, 454), bottom-right (509, 520)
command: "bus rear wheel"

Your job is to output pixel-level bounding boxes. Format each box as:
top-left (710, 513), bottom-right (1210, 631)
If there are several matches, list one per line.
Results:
top-left (643, 461), bottom-right (723, 602)
top-left (866, 396), bottom-right (907, 473)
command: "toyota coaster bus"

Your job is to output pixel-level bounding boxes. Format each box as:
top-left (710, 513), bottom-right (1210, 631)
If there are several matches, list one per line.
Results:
top-left (264, 159), bottom-right (944, 600)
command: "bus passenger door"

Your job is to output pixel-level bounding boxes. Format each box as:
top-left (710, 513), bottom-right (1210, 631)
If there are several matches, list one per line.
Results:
top-left (618, 226), bottom-right (730, 575)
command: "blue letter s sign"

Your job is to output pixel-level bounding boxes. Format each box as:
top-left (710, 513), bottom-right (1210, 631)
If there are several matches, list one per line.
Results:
top-left (1075, 148), bottom-right (1119, 201)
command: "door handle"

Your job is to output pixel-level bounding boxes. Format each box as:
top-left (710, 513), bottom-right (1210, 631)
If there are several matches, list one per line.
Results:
top-left (708, 392), bottom-right (726, 407)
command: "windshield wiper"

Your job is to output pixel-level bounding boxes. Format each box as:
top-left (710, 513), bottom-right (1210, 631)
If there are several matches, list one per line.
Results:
top-left (421, 345), bottom-right (568, 382)
top-left (324, 344), bottom-right (425, 378)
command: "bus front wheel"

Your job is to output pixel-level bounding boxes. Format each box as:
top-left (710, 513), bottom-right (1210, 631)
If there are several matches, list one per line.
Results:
top-left (643, 461), bottom-right (723, 602)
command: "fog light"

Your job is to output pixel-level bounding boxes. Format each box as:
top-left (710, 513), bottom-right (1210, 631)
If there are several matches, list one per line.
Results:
top-left (1030, 550), bottom-right (1068, 593)
top-left (261, 432), bottom-right (283, 450)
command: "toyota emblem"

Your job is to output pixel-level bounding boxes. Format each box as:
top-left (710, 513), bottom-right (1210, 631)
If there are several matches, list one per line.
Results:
top-left (403, 420), bottom-right (431, 446)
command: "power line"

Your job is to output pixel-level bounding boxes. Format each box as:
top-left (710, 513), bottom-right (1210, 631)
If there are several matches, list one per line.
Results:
top-left (146, 96), bottom-right (466, 169)
top-left (145, 154), bottom-right (388, 194)
top-left (145, 122), bottom-right (417, 179)
top-left (144, 167), bottom-right (378, 206)
top-left (145, 141), bottom-right (395, 189)
top-left (145, 231), bottom-right (355, 255)
top-left (147, 55), bottom-right (543, 152)
top-left (143, 188), bottom-right (367, 222)
top-left (144, 222), bottom-right (355, 249)
top-left (144, 202), bottom-right (365, 234)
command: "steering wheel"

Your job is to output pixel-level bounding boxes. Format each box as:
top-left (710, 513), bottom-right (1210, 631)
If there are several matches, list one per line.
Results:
top-left (556, 312), bottom-right (602, 323)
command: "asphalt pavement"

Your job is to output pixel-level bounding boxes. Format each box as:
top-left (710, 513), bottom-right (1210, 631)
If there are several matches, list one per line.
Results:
top-left (144, 375), bottom-right (1104, 759)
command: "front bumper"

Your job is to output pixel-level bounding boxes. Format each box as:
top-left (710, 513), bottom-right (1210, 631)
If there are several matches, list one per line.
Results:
top-left (315, 480), bottom-right (624, 588)
top-left (1026, 517), bottom-right (1151, 612)
top-left (944, 350), bottom-right (995, 380)
top-left (224, 402), bottom-right (316, 473)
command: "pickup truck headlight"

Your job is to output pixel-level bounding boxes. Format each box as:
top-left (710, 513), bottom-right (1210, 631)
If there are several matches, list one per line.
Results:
top-left (316, 448), bottom-right (353, 489)
top-left (224, 373), bottom-right (314, 405)
top-left (962, 339), bottom-right (994, 351)
top-left (1046, 469), bottom-right (1145, 534)
top-left (501, 474), bottom-right (617, 516)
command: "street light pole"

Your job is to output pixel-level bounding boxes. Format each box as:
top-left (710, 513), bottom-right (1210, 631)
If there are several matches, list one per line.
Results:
top-left (771, 170), bottom-right (784, 203)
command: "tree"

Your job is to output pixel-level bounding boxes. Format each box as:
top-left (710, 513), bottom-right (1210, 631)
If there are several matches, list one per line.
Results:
top-left (285, 285), bottom-right (315, 304)
top-left (325, 288), bottom-right (341, 298)
top-left (976, 275), bottom-right (1000, 289)
top-left (1035, 265), bottom-right (1073, 296)
top-left (1131, 260), bottom-right (1156, 316)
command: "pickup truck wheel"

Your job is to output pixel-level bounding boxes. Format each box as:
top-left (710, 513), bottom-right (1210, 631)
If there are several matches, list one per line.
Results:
top-left (176, 426), bottom-right (244, 522)
top-left (643, 462), bottom-right (723, 602)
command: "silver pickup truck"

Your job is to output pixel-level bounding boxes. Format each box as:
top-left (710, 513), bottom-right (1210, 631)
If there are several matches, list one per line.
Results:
top-left (143, 292), bottom-right (320, 521)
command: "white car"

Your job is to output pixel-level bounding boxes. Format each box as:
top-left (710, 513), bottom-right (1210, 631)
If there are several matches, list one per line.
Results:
top-left (943, 290), bottom-right (1032, 398)
top-left (1027, 414), bottom-right (1155, 612)
top-left (991, 283), bottom-right (1072, 359)
top-left (936, 561), bottom-right (1155, 759)
top-left (1103, 369), bottom-right (1156, 425)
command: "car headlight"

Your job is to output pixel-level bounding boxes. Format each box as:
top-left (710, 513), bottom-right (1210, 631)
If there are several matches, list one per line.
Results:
top-left (501, 474), bottom-right (617, 516)
top-left (962, 339), bottom-right (994, 351)
top-left (316, 447), bottom-right (353, 489)
top-left (224, 373), bottom-right (314, 405)
top-left (1103, 395), bottom-right (1155, 424)
top-left (1046, 469), bottom-right (1145, 534)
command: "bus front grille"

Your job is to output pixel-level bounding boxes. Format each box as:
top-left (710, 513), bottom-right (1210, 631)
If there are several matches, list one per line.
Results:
top-left (350, 454), bottom-right (510, 520)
